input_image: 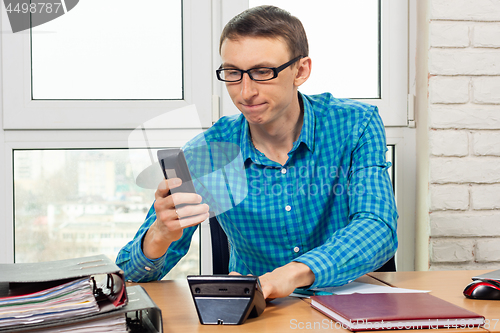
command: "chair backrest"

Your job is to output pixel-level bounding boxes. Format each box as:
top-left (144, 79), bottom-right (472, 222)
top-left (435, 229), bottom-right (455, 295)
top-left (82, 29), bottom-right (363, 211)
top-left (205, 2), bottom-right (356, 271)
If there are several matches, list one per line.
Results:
top-left (375, 256), bottom-right (396, 272)
top-left (209, 216), bottom-right (230, 274)
top-left (209, 216), bottom-right (395, 274)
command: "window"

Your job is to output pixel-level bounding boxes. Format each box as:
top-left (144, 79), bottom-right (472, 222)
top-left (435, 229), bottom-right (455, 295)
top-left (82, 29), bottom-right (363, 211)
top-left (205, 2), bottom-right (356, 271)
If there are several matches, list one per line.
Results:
top-left (1, 0), bottom-right (414, 274)
top-left (1, 0), bottom-right (212, 279)
top-left (216, 0), bottom-right (414, 271)
top-left (13, 149), bottom-right (199, 279)
top-left (2, 0), bottom-right (212, 129)
top-left (219, 0), bottom-right (409, 126)
top-left (250, 0), bottom-right (380, 99)
top-left (31, 0), bottom-right (183, 100)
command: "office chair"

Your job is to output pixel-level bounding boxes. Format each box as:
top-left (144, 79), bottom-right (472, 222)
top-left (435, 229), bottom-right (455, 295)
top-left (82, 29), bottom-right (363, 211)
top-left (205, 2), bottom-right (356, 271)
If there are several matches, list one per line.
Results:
top-left (210, 216), bottom-right (230, 275)
top-left (209, 216), bottom-right (396, 275)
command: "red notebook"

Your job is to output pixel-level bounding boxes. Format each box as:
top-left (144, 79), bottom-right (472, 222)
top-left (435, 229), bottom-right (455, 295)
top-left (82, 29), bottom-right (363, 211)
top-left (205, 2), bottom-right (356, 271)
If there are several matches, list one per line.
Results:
top-left (310, 293), bottom-right (484, 331)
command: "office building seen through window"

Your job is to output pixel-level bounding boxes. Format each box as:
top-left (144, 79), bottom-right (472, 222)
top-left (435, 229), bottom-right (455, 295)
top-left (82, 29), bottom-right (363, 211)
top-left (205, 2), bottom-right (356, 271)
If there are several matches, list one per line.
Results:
top-left (13, 149), bottom-right (199, 279)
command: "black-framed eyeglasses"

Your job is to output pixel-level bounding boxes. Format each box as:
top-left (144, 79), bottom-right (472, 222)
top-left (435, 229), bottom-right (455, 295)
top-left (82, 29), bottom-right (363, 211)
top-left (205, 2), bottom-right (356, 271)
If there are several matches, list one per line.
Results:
top-left (216, 55), bottom-right (304, 82)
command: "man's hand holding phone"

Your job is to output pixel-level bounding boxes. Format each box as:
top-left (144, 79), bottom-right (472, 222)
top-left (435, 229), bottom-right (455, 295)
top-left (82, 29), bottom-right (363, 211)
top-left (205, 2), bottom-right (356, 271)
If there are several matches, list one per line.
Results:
top-left (143, 177), bottom-right (209, 260)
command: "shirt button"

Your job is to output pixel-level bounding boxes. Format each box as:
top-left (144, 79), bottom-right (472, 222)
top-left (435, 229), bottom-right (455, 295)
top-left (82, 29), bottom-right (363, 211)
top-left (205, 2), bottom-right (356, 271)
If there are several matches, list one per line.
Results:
top-left (144, 266), bottom-right (151, 271)
top-left (294, 246), bottom-right (300, 253)
top-left (281, 168), bottom-right (287, 174)
top-left (285, 205), bottom-right (291, 212)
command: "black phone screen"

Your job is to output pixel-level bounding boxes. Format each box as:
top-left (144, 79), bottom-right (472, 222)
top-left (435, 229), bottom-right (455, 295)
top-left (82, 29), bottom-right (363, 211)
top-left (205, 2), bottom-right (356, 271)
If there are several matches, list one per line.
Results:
top-left (157, 148), bottom-right (196, 194)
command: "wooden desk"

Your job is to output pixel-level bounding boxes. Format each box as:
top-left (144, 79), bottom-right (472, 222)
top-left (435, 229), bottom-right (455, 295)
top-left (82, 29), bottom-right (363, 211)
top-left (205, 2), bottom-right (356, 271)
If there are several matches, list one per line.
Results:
top-left (131, 272), bottom-right (495, 332)
top-left (370, 270), bottom-right (498, 333)
top-left (132, 275), bottom-right (383, 332)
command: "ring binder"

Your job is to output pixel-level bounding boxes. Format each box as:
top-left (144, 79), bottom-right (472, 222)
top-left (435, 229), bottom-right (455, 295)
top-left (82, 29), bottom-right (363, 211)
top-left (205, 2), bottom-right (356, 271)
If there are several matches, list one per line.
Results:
top-left (0, 255), bottom-right (129, 332)
top-left (5, 286), bottom-right (162, 333)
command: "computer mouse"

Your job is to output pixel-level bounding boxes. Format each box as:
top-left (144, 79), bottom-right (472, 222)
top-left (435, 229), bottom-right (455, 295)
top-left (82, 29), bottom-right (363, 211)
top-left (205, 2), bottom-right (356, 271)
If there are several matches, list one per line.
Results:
top-left (463, 279), bottom-right (500, 300)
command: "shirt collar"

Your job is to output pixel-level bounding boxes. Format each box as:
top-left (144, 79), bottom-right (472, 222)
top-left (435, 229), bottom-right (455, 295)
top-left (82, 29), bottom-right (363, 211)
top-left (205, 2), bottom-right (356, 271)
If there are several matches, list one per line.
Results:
top-left (241, 119), bottom-right (262, 164)
top-left (240, 92), bottom-right (316, 164)
top-left (294, 92), bottom-right (316, 153)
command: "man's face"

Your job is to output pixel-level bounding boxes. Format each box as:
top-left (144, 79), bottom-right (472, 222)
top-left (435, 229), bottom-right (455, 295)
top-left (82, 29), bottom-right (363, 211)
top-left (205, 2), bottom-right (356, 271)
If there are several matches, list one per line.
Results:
top-left (220, 36), bottom-right (300, 127)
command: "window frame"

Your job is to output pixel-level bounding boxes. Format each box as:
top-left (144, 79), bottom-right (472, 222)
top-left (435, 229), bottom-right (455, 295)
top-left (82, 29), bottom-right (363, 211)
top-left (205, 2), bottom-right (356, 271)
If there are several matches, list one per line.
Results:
top-left (10, 141), bottom-right (206, 277)
top-left (0, 0), bottom-right (415, 272)
top-left (0, 0), bottom-right (214, 265)
top-left (204, 0), bottom-right (414, 273)
top-left (218, 0), bottom-right (409, 127)
top-left (1, 0), bottom-right (213, 130)
top-left (1, 129), bottom-right (207, 264)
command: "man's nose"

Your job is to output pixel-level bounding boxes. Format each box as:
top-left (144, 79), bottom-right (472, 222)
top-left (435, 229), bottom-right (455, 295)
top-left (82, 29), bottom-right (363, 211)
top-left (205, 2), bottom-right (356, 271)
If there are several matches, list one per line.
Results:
top-left (240, 72), bottom-right (258, 100)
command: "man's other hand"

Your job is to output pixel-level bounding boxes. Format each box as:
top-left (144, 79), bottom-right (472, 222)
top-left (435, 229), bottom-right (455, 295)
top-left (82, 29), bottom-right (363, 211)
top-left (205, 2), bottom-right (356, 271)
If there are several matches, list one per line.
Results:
top-left (259, 262), bottom-right (315, 299)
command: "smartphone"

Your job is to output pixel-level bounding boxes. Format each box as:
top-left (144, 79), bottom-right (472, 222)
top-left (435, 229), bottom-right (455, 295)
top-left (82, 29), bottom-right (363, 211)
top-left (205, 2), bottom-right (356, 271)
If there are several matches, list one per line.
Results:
top-left (157, 148), bottom-right (197, 195)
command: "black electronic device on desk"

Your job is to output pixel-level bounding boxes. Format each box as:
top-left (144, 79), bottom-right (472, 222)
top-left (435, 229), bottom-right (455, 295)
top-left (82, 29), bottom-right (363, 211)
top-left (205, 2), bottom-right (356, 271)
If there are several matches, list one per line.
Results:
top-left (187, 275), bottom-right (266, 325)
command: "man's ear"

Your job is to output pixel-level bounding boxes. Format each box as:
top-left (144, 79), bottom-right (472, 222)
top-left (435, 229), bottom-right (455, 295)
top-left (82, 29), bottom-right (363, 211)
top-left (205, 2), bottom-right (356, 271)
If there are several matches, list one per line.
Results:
top-left (294, 56), bottom-right (312, 87)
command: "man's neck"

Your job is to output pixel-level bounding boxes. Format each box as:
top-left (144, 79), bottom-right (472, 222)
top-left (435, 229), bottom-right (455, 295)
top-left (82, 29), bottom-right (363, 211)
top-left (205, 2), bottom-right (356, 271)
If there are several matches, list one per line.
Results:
top-left (249, 96), bottom-right (304, 166)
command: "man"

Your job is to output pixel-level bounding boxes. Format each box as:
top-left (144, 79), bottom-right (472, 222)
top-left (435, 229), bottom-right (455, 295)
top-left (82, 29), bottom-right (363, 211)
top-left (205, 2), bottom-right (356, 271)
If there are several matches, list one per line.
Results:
top-left (116, 5), bottom-right (398, 300)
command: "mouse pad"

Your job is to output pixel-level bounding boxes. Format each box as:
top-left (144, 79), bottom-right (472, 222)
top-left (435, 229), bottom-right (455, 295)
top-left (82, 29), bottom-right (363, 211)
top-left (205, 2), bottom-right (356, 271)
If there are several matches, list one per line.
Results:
top-left (473, 269), bottom-right (500, 281)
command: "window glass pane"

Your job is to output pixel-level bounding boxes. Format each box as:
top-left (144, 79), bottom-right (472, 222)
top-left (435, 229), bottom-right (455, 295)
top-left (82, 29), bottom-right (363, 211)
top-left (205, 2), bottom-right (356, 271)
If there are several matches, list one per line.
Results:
top-left (14, 149), bottom-right (198, 279)
top-left (249, 0), bottom-right (380, 99)
top-left (31, 0), bottom-right (183, 100)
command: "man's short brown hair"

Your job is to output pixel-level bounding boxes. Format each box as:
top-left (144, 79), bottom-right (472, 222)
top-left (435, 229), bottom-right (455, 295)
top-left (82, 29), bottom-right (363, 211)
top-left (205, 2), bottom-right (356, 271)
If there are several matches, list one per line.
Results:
top-left (219, 5), bottom-right (309, 59)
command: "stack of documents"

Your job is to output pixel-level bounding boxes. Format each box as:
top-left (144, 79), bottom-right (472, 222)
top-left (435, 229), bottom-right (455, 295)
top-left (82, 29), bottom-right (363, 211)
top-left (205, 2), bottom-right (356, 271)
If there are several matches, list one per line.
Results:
top-left (0, 277), bottom-right (99, 328)
top-left (28, 313), bottom-right (127, 333)
top-left (0, 255), bottom-right (162, 333)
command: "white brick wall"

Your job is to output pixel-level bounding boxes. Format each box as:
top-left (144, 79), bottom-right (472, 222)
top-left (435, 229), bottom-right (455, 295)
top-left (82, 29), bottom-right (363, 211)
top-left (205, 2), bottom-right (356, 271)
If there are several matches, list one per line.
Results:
top-left (472, 77), bottom-right (500, 104)
top-left (429, 76), bottom-right (469, 104)
top-left (430, 185), bottom-right (469, 211)
top-left (471, 185), bottom-right (500, 210)
top-left (430, 157), bottom-right (500, 183)
top-left (428, 0), bottom-right (500, 270)
top-left (429, 105), bottom-right (500, 129)
top-left (429, 49), bottom-right (500, 75)
top-left (430, 212), bottom-right (500, 237)
top-left (473, 132), bottom-right (500, 156)
top-left (473, 25), bottom-right (500, 47)
top-left (430, 0), bottom-right (500, 21)
top-left (476, 239), bottom-right (500, 262)
top-left (430, 22), bottom-right (469, 48)
top-left (429, 130), bottom-right (468, 156)
top-left (431, 239), bottom-right (474, 263)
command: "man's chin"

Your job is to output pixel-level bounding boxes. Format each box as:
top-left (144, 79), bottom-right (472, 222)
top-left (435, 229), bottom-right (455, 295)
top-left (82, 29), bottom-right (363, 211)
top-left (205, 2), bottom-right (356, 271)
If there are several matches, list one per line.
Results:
top-left (244, 116), bottom-right (266, 126)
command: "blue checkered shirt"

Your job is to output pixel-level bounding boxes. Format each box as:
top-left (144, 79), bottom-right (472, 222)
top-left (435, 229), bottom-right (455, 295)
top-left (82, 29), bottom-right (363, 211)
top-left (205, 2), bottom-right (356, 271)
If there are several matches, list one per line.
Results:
top-left (116, 92), bottom-right (398, 288)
